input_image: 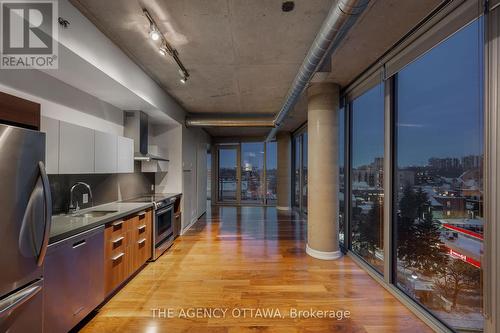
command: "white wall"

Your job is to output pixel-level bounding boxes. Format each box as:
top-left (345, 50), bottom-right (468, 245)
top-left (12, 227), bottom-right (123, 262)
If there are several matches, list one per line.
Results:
top-left (197, 140), bottom-right (208, 218)
top-left (151, 124), bottom-right (183, 193)
top-left (0, 70), bottom-right (123, 135)
top-left (182, 127), bottom-right (210, 230)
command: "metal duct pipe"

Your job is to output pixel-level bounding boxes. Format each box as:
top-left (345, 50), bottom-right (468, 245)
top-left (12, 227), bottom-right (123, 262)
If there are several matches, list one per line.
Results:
top-left (265, 0), bottom-right (370, 141)
top-left (185, 117), bottom-right (275, 127)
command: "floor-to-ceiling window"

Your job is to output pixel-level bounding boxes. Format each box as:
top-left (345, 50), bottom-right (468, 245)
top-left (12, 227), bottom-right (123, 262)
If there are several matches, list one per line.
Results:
top-left (241, 142), bottom-right (265, 204)
top-left (302, 133), bottom-right (308, 212)
top-left (350, 83), bottom-right (385, 273)
top-left (266, 141), bottom-right (278, 204)
top-left (293, 135), bottom-right (301, 208)
top-left (292, 129), bottom-right (308, 214)
top-left (339, 106), bottom-right (345, 247)
top-left (394, 19), bottom-right (484, 332)
top-left (207, 149), bottom-right (212, 200)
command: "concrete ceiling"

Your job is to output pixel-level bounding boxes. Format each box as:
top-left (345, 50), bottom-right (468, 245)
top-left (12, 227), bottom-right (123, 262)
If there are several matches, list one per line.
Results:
top-left (70, 0), bottom-right (442, 138)
top-left (325, 0), bottom-right (443, 85)
top-left (69, 0), bottom-right (332, 136)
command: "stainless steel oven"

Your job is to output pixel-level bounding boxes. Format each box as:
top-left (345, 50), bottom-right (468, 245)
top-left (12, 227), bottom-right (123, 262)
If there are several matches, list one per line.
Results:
top-left (121, 194), bottom-right (178, 261)
top-left (152, 198), bottom-right (175, 260)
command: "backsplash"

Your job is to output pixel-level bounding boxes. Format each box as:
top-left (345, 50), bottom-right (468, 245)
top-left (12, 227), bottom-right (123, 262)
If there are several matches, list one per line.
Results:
top-left (49, 172), bottom-right (155, 215)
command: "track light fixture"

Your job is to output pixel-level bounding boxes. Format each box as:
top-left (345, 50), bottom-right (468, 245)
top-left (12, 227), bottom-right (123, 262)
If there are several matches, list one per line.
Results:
top-left (149, 27), bottom-right (160, 41)
top-left (178, 69), bottom-right (188, 84)
top-left (143, 8), bottom-right (190, 84)
top-left (158, 45), bottom-right (167, 56)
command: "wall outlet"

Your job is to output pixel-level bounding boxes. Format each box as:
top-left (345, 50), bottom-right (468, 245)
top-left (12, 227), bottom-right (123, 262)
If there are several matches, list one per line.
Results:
top-left (82, 193), bottom-right (88, 204)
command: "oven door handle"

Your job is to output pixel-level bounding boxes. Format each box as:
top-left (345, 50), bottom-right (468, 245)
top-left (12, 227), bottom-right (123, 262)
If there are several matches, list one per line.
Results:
top-left (156, 205), bottom-right (173, 215)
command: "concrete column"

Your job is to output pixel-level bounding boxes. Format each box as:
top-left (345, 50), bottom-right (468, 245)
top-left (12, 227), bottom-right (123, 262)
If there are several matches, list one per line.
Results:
top-left (276, 132), bottom-right (291, 210)
top-left (306, 82), bottom-right (342, 260)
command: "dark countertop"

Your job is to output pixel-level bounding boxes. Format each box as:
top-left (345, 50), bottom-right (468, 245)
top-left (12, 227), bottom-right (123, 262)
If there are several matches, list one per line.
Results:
top-left (49, 201), bottom-right (154, 244)
top-left (120, 192), bottom-right (182, 203)
top-left (154, 192), bottom-right (182, 200)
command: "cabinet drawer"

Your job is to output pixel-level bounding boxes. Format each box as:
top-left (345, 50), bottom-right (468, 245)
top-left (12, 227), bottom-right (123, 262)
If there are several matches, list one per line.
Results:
top-left (132, 209), bottom-right (152, 271)
top-left (105, 219), bottom-right (127, 239)
top-left (132, 210), bottom-right (151, 241)
top-left (104, 211), bottom-right (151, 295)
top-left (104, 247), bottom-right (130, 295)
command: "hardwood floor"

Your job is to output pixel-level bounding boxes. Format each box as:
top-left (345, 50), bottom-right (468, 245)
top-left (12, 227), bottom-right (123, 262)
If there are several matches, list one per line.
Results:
top-left (80, 205), bottom-right (433, 333)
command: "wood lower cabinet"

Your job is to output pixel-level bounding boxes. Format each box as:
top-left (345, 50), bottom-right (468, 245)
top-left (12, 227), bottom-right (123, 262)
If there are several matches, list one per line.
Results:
top-left (131, 210), bottom-right (152, 273)
top-left (104, 209), bottom-right (152, 295)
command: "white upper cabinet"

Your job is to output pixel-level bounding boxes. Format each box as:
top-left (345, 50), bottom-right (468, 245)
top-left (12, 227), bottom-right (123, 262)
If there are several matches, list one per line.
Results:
top-left (40, 116), bottom-right (59, 174)
top-left (40, 117), bottom-right (135, 174)
top-left (59, 121), bottom-right (95, 174)
top-left (117, 136), bottom-right (134, 173)
top-left (95, 131), bottom-right (117, 173)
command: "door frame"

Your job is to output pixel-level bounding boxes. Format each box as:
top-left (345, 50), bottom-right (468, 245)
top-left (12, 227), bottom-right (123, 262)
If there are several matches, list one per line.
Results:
top-left (216, 144), bottom-right (241, 204)
top-left (214, 142), bottom-right (275, 206)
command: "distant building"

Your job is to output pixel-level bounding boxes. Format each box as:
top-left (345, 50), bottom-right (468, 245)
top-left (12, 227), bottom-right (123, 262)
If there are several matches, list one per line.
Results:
top-left (462, 155), bottom-right (483, 170)
top-left (352, 157), bottom-right (384, 189)
top-left (429, 157), bottom-right (460, 170)
top-left (398, 170), bottom-right (415, 187)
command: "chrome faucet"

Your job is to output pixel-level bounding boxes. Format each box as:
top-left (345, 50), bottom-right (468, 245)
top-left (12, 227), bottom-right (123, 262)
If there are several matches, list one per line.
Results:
top-left (69, 182), bottom-right (93, 213)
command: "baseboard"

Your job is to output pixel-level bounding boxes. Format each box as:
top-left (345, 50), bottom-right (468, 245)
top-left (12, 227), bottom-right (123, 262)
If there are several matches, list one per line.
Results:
top-left (306, 244), bottom-right (343, 260)
top-left (180, 213), bottom-right (204, 235)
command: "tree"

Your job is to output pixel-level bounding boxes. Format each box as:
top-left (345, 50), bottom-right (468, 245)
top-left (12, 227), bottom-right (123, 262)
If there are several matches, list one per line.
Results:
top-left (434, 260), bottom-right (481, 309)
top-left (357, 198), bottom-right (382, 263)
top-left (397, 185), bottom-right (447, 277)
top-left (413, 208), bottom-right (448, 276)
top-left (397, 185), bottom-right (419, 270)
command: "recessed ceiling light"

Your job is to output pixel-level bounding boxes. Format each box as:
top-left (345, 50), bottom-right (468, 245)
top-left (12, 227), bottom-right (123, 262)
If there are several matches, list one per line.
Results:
top-left (180, 77), bottom-right (187, 84)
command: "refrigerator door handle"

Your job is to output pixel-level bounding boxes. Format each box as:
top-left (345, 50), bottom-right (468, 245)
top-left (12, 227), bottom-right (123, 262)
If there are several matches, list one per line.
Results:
top-left (37, 162), bottom-right (52, 267)
top-left (0, 281), bottom-right (42, 320)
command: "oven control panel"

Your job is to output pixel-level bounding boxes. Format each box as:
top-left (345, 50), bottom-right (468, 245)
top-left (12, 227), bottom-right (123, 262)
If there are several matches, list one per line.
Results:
top-left (154, 197), bottom-right (176, 210)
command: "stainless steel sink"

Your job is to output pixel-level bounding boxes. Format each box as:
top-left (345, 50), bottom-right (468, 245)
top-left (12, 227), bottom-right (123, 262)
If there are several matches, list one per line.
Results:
top-left (72, 210), bottom-right (118, 218)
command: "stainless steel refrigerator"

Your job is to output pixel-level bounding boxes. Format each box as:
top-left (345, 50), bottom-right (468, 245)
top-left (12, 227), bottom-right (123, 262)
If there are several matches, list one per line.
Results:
top-left (0, 124), bottom-right (52, 332)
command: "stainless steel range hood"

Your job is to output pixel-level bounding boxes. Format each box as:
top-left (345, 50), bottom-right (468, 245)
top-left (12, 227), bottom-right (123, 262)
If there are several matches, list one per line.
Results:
top-left (124, 111), bottom-right (169, 162)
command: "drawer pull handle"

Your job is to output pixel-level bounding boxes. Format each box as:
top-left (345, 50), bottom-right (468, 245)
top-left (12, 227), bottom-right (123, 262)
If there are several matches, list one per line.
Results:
top-left (138, 238), bottom-right (147, 245)
top-left (72, 240), bottom-right (86, 249)
top-left (137, 225), bottom-right (146, 231)
top-left (112, 236), bottom-right (124, 244)
top-left (111, 252), bottom-right (124, 261)
top-left (112, 220), bottom-right (123, 227)
top-left (138, 211), bottom-right (146, 217)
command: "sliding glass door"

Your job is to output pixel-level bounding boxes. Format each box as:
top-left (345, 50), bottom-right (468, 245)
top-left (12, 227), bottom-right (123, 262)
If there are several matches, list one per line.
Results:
top-left (216, 142), bottom-right (276, 205)
top-left (217, 145), bottom-right (239, 203)
top-left (240, 142), bottom-right (265, 204)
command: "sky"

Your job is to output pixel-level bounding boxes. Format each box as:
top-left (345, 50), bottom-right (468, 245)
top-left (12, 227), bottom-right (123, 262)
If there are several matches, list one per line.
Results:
top-left (351, 19), bottom-right (483, 168)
